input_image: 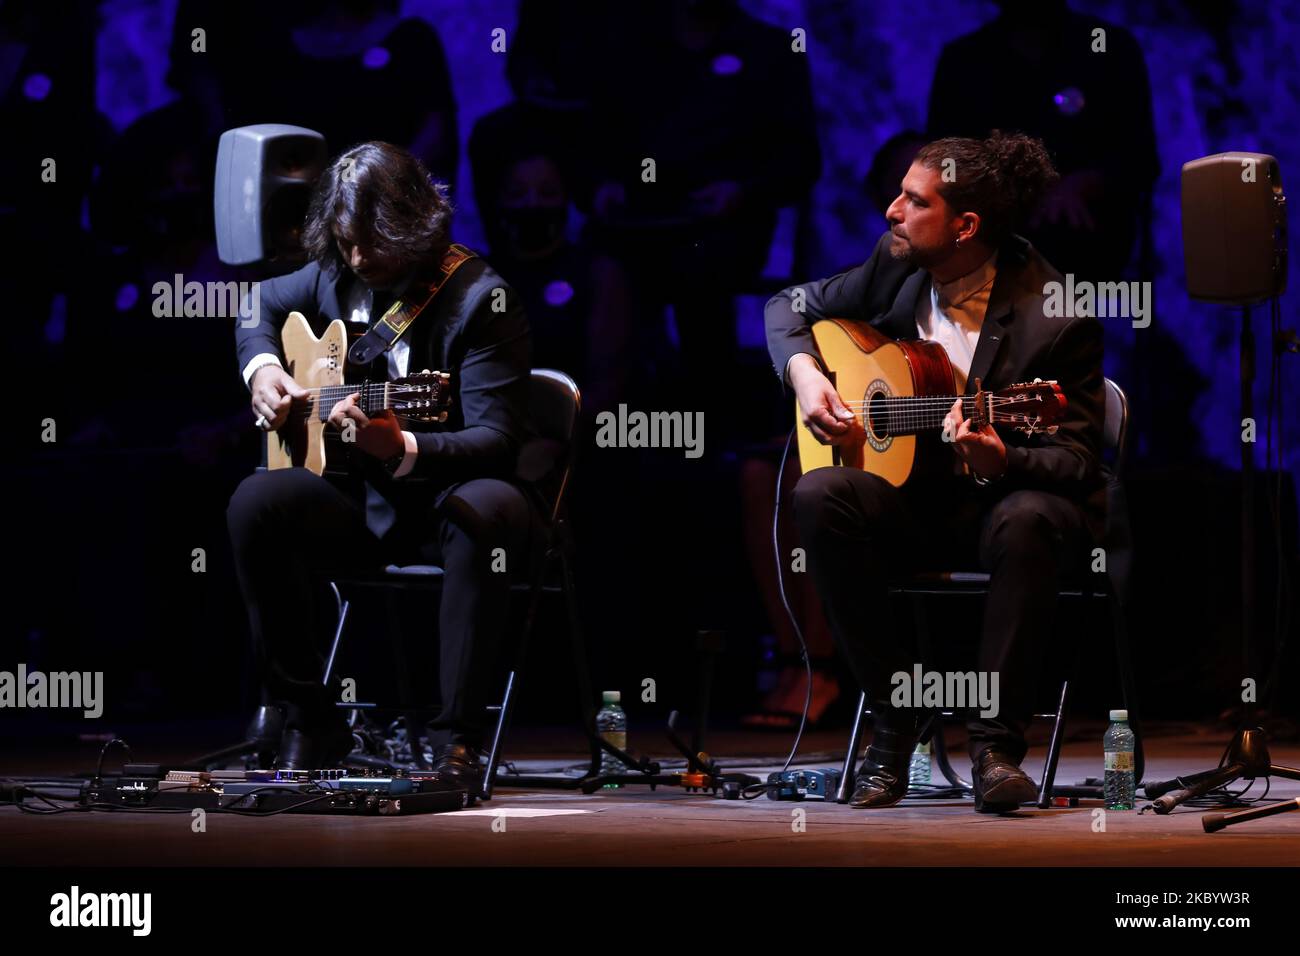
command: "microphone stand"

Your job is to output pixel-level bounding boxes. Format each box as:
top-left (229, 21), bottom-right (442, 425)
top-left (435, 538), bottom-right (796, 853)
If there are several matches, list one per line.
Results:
top-left (1146, 303), bottom-right (1300, 816)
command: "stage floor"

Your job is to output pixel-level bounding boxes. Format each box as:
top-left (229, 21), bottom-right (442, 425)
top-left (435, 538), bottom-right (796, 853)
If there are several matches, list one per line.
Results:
top-left (2, 723), bottom-right (1297, 866)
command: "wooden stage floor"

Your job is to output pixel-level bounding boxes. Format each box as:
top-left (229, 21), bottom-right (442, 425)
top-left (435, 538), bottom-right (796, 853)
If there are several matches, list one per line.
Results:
top-left (2, 722), bottom-right (1297, 867)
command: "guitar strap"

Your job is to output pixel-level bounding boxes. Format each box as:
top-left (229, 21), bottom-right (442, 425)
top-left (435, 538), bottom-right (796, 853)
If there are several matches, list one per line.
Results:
top-left (346, 242), bottom-right (478, 367)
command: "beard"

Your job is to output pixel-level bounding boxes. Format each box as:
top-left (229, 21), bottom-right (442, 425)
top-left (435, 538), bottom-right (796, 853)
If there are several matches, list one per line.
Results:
top-left (889, 232), bottom-right (946, 269)
top-left (888, 233), bottom-right (914, 262)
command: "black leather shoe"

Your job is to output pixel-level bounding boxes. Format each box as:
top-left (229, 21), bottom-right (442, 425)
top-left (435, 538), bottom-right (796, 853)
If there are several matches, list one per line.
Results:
top-left (246, 705), bottom-right (285, 747)
top-left (431, 743), bottom-right (484, 802)
top-left (275, 716), bottom-right (354, 770)
top-left (972, 748), bottom-right (1038, 812)
top-left (246, 705), bottom-right (285, 769)
top-left (315, 717), bottom-right (356, 768)
top-left (849, 724), bottom-right (915, 809)
top-left (276, 728), bottom-right (316, 770)
top-left (849, 760), bottom-right (910, 808)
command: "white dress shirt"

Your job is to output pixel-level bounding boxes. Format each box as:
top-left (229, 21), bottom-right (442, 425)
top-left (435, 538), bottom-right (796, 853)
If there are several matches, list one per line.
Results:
top-left (914, 251), bottom-right (998, 477)
top-left (914, 250), bottom-right (998, 391)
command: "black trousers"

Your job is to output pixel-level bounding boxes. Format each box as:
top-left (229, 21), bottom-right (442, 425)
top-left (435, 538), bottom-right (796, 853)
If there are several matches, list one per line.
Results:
top-left (227, 468), bottom-right (541, 750)
top-left (791, 467), bottom-right (1089, 764)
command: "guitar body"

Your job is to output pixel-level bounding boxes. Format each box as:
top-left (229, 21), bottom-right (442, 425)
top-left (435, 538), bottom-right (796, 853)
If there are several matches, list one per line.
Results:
top-left (267, 311), bottom-right (348, 475)
top-left (796, 319), bottom-right (959, 486)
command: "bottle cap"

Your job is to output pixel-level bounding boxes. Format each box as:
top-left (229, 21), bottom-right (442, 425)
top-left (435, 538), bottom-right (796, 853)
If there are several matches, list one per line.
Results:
top-left (1109, 709), bottom-right (1128, 722)
top-left (602, 691), bottom-right (621, 704)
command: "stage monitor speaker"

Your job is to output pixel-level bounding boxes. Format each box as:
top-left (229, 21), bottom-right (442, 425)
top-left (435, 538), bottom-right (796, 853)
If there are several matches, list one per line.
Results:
top-left (214, 124), bottom-right (328, 268)
top-left (1181, 151), bottom-right (1287, 305)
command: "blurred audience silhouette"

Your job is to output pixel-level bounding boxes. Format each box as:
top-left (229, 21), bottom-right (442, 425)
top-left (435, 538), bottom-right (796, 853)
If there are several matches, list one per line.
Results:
top-left (927, 0), bottom-right (1158, 280)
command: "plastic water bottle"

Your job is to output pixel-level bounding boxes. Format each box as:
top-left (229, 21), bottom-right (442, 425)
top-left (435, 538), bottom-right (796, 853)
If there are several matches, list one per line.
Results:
top-left (1104, 709), bottom-right (1136, 810)
top-left (596, 691), bottom-right (627, 789)
top-left (909, 741), bottom-right (931, 786)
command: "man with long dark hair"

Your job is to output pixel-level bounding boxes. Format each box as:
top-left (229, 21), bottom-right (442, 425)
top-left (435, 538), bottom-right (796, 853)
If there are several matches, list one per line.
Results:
top-left (228, 142), bottom-right (537, 790)
top-left (765, 132), bottom-right (1106, 812)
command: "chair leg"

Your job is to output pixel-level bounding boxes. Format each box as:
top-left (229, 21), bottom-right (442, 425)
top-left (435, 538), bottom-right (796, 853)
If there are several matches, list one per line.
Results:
top-left (481, 549), bottom-right (550, 800)
top-left (1034, 578), bottom-right (1096, 806)
top-left (486, 522), bottom-right (603, 795)
top-left (323, 582), bottom-right (350, 686)
top-left (1037, 679), bottom-right (1070, 808)
top-left (837, 691), bottom-right (869, 803)
top-left (481, 671), bottom-right (516, 801)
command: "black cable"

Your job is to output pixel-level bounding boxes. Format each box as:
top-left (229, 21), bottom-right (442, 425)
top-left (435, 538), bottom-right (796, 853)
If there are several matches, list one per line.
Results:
top-left (1136, 766), bottom-right (1275, 812)
top-left (901, 784), bottom-right (971, 800)
top-left (93, 738), bottom-right (132, 783)
top-left (737, 781), bottom-right (968, 802)
top-left (772, 426), bottom-right (813, 774)
top-left (213, 783), bottom-right (326, 811)
top-left (214, 789), bottom-right (340, 817)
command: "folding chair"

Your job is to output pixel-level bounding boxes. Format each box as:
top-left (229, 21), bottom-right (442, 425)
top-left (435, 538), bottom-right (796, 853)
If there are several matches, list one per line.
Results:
top-left (324, 368), bottom-right (600, 799)
top-left (836, 378), bottom-right (1143, 807)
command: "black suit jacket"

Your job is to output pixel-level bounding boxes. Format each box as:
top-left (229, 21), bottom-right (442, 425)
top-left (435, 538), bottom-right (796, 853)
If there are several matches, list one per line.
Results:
top-left (765, 231), bottom-right (1107, 540)
top-left (235, 253), bottom-right (534, 530)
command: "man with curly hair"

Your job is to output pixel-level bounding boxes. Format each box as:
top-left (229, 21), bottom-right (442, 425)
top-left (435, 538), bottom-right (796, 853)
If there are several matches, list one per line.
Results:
top-left (228, 142), bottom-right (538, 789)
top-left (765, 132), bottom-right (1106, 812)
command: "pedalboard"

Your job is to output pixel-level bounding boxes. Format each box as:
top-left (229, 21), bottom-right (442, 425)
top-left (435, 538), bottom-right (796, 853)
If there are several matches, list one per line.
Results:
top-left (765, 769), bottom-right (843, 801)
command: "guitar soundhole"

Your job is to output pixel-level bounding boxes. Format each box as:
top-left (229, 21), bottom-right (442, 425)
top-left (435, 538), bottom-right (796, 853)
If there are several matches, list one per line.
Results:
top-left (865, 380), bottom-right (893, 453)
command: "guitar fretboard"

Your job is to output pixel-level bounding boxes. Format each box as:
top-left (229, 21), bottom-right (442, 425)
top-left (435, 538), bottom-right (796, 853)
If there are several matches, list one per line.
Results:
top-left (296, 382), bottom-right (391, 421)
top-left (858, 395), bottom-right (1016, 436)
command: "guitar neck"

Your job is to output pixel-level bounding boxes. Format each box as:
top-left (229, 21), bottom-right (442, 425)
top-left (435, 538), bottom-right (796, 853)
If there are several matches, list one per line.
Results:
top-left (865, 394), bottom-right (989, 436)
top-left (297, 382), bottom-right (392, 420)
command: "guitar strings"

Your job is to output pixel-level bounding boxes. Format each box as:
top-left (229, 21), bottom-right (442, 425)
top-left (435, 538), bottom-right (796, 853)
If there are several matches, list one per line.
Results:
top-left (841, 397), bottom-right (1040, 411)
top-left (283, 383), bottom-right (435, 422)
top-left (842, 397), bottom-right (1042, 419)
top-left (839, 396), bottom-right (1032, 405)
top-left (833, 395), bottom-right (1051, 430)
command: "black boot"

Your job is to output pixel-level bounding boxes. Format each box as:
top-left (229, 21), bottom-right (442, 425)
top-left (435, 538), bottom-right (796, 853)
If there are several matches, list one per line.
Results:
top-left (849, 720), bottom-right (916, 809)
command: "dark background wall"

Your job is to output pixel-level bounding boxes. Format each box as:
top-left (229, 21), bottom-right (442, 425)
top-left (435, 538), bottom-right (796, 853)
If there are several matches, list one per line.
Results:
top-left (4, 0), bottom-right (1297, 745)
top-left (93, 0), bottom-right (1300, 479)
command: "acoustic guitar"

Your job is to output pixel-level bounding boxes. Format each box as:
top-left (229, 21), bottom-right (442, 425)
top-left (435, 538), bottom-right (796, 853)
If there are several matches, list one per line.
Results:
top-left (265, 311), bottom-right (453, 475)
top-left (795, 318), bottom-right (1066, 485)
